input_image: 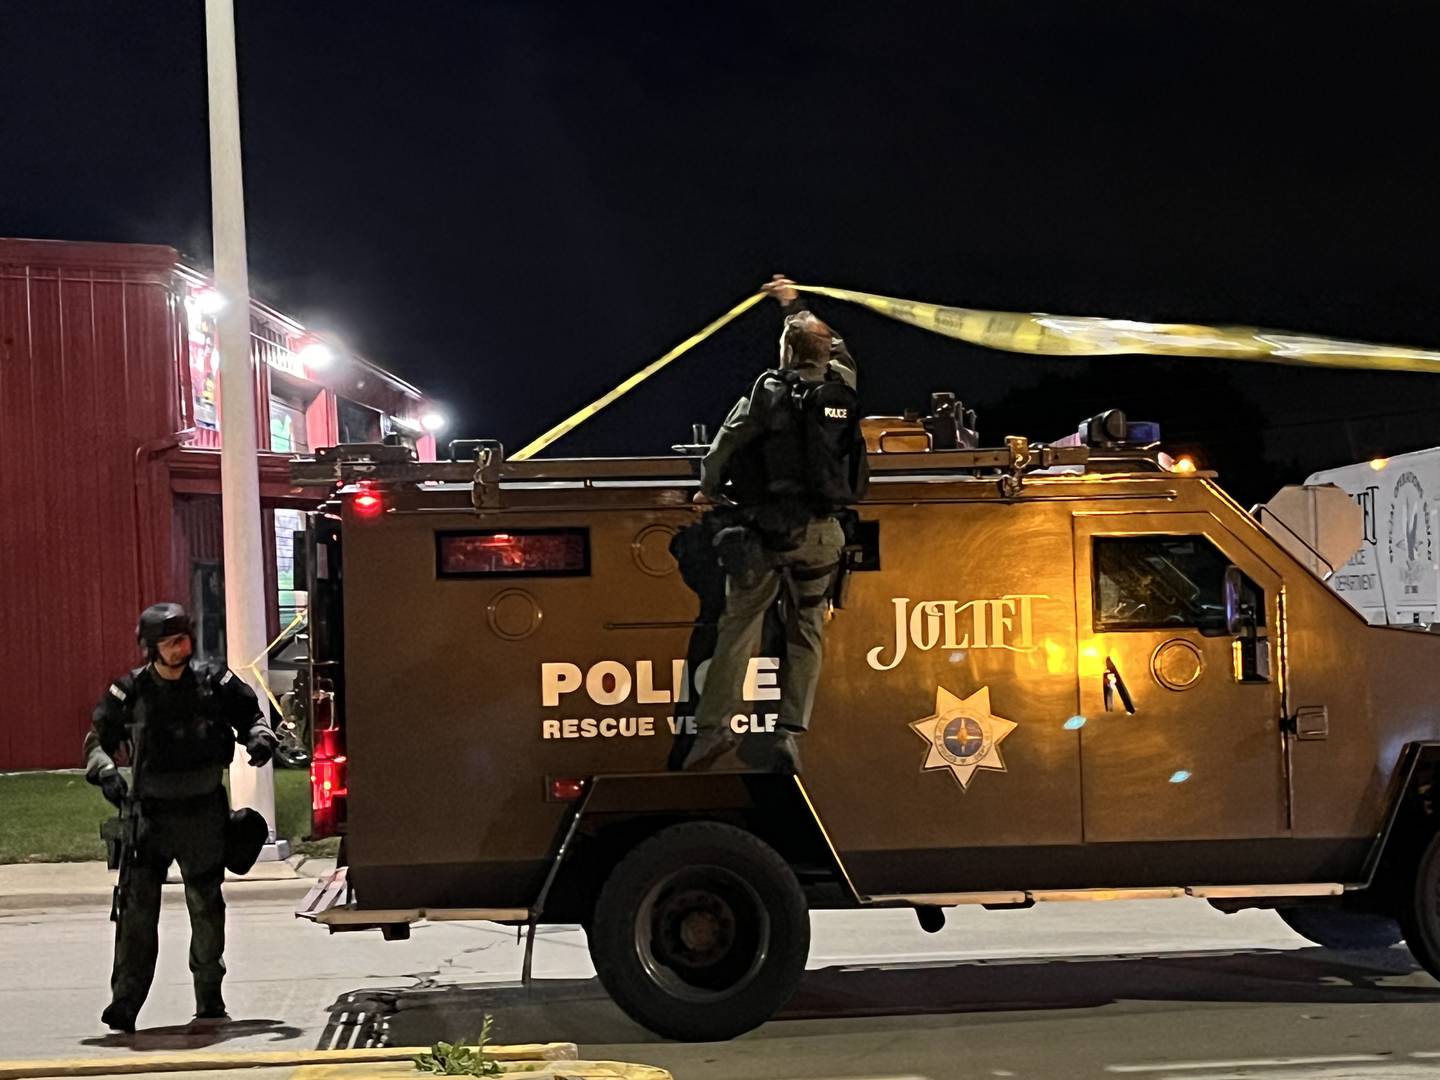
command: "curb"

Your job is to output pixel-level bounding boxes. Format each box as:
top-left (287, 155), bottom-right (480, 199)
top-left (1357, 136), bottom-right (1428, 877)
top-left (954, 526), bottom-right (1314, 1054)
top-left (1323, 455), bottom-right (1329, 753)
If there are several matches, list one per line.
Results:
top-left (0, 1044), bottom-right (579, 1079)
top-left (0, 879), bottom-right (314, 912)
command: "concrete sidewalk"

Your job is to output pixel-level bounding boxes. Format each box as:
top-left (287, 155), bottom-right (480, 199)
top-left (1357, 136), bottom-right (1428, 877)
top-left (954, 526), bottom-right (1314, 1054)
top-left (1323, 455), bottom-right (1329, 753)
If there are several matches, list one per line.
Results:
top-left (0, 857), bottom-right (335, 912)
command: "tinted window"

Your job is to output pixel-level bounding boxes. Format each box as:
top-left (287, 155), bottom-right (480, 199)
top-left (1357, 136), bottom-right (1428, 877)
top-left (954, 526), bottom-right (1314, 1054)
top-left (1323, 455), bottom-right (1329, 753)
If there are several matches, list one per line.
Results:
top-left (1093, 535), bottom-right (1261, 633)
top-left (437, 529), bottom-right (590, 578)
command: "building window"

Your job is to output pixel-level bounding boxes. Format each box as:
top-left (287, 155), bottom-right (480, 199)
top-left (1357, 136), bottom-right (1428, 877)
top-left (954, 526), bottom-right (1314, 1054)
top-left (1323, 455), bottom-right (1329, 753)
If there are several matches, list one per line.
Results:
top-left (270, 396), bottom-right (309, 453)
top-left (268, 369), bottom-right (316, 453)
top-left (274, 508), bottom-right (307, 627)
top-left (338, 397), bottom-right (382, 444)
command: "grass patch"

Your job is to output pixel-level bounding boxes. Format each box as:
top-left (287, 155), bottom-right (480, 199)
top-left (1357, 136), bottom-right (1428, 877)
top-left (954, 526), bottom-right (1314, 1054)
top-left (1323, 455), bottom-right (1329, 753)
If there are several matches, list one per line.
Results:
top-left (0, 773), bottom-right (112, 864)
top-left (0, 768), bottom-right (325, 864)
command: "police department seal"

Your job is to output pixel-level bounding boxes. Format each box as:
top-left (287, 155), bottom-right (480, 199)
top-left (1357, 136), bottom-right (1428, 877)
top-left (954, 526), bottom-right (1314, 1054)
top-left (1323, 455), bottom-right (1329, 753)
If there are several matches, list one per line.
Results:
top-left (1387, 471), bottom-right (1434, 600)
top-left (909, 685), bottom-right (1017, 791)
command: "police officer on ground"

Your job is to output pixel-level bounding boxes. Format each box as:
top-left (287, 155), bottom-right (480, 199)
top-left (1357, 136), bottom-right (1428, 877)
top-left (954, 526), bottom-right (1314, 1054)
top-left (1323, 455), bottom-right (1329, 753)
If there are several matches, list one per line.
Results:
top-left (682, 274), bottom-right (866, 772)
top-left (85, 603), bottom-right (277, 1033)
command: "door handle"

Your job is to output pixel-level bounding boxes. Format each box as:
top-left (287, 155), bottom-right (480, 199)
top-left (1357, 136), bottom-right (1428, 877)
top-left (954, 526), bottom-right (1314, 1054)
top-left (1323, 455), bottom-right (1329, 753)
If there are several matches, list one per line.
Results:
top-left (1104, 658), bottom-right (1136, 715)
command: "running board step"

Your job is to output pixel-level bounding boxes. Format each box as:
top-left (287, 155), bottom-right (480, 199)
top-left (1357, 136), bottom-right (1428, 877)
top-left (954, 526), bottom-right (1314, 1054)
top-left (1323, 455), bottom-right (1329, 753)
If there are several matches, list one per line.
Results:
top-left (868, 883), bottom-right (1346, 906)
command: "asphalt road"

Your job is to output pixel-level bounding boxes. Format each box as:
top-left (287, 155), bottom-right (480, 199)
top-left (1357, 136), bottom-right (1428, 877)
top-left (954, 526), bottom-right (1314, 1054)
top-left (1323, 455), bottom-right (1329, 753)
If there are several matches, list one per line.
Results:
top-left (5, 888), bottom-right (1440, 1079)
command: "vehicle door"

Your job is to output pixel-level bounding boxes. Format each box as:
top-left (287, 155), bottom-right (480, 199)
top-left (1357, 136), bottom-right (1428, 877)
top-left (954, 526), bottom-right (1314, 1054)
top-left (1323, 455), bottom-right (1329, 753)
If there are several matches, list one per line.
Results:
top-left (1072, 512), bottom-right (1288, 844)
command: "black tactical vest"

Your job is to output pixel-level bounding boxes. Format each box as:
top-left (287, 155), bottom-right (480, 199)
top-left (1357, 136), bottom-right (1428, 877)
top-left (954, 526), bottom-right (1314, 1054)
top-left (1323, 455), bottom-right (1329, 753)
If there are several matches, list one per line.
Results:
top-left (741, 369), bottom-right (868, 512)
top-left (130, 666), bottom-right (235, 774)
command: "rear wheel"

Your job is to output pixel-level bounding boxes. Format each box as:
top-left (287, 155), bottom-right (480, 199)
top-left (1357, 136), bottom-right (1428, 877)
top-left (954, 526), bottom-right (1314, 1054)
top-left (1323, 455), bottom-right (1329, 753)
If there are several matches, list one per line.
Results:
top-left (588, 822), bottom-right (809, 1041)
top-left (1277, 905), bottom-right (1403, 950)
top-left (1399, 829), bottom-right (1440, 980)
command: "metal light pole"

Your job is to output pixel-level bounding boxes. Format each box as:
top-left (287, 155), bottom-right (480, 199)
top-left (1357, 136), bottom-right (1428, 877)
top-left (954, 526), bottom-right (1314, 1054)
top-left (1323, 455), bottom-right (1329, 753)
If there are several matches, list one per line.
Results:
top-left (205, 0), bottom-right (285, 860)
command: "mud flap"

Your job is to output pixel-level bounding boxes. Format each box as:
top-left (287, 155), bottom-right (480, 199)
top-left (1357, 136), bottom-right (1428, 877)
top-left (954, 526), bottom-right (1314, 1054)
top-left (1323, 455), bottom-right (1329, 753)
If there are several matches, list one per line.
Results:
top-left (295, 865), bottom-right (350, 922)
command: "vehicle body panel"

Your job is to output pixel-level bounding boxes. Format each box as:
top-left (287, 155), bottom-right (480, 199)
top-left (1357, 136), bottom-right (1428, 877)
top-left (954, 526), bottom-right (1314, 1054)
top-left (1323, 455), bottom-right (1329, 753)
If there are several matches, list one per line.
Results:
top-left (329, 460), bottom-right (1440, 914)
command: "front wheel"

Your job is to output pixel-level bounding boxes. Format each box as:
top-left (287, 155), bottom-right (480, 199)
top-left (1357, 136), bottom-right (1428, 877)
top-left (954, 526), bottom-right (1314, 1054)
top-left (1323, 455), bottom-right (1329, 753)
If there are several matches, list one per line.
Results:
top-left (588, 822), bottom-right (810, 1041)
top-left (1277, 905), bottom-right (1403, 950)
top-left (1400, 829), bottom-right (1440, 980)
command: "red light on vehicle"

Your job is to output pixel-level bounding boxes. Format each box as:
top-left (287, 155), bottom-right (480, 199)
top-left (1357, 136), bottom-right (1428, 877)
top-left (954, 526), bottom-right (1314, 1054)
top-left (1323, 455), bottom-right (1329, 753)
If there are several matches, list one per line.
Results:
top-left (549, 777), bottom-right (588, 802)
top-left (311, 759), bottom-right (349, 812)
top-left (353, 489), bottom-right (383, 517)
top-left (314, 725), bottom-right (342, 760)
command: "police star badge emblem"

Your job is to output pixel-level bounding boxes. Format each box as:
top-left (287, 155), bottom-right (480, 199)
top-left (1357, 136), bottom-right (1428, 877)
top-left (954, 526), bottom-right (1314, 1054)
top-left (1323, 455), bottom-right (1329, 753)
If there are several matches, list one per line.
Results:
top-left (909, 685), bottom-right (1017, 791)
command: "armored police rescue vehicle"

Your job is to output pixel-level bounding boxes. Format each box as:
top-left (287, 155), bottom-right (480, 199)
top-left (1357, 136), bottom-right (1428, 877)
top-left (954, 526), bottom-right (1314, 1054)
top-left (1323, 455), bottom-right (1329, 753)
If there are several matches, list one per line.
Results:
top-left (291, 404), bottom-right (1440, 1042)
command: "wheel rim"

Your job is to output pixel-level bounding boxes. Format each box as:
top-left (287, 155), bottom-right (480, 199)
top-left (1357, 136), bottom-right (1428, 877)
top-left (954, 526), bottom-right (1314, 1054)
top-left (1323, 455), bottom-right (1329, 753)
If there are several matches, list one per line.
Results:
top-left (635, 864), bottom-right (771, 1003)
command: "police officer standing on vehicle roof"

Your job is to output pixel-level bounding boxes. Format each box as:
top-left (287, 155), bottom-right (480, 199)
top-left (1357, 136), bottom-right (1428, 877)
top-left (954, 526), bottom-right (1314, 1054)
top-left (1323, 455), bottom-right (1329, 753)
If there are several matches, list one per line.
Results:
top-left (84, 603), bottom-right (276, 1033)
top-left (682, 274), bottom-right (868, 773)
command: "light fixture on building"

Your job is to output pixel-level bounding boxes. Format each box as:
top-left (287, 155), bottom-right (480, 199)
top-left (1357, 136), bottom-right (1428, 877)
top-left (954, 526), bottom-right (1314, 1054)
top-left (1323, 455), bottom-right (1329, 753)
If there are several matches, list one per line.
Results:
top-left (296, 338), bottom-right (334, 370)
top-left (193, 286), bottom-right (227, 316)
top-left (421, 411), bottom-right (447, 433)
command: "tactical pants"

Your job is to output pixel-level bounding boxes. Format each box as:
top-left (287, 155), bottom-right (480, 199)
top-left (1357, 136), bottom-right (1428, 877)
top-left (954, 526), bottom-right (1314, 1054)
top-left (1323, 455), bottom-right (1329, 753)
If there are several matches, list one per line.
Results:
top-left (689, 516), bottom-right (844, 768)
top-left (110, 790), bottom-right (228, 1016)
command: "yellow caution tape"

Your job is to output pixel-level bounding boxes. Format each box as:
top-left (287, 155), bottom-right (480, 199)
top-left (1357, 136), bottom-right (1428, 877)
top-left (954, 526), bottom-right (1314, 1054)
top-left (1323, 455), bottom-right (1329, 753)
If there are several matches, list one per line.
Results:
top-left (511, 281), bottom-right (1440, 460)
top-left (243, 669), bottom-right (286, 720)
top-left (251, 610), bottom-right (306, 670)
top-left (794, 284), bottom-right (1440, 374)
top-left (511, 292), bottom-right (765, 460)
top-left (239, 610), bottom-right (306, 720)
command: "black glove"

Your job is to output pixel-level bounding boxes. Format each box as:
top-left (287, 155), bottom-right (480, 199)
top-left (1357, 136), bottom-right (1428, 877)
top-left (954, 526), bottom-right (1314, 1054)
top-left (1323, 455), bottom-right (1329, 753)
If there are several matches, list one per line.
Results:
top-left (99, 769), bottom-right (128, 808)
top-left (245, 734), bottom-right (275, 768)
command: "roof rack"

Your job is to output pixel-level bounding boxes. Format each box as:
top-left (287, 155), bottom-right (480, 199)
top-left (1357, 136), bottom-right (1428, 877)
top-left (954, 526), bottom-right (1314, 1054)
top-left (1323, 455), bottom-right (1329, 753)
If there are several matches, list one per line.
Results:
top-left (289, 436), bottom-right (1123, 510)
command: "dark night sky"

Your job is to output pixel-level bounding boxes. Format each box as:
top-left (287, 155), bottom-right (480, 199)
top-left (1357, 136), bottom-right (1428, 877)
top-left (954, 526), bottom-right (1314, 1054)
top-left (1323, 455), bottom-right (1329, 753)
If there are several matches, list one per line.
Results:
top-left (4, 1), bottom-right (1439, 503)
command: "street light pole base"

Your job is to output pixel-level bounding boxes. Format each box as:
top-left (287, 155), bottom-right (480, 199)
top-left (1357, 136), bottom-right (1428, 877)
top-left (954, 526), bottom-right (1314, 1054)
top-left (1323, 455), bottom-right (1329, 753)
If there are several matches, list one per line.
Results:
top-left (257, 839), bottom-right (291, 862)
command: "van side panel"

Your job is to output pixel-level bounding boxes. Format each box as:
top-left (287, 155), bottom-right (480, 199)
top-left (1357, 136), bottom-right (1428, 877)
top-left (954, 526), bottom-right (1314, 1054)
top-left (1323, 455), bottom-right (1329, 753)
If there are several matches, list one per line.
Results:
top-left (338, 473), bottom-right (1440, 909)
top-left (1208, 481), bottom-right (1440, 856)
top-left (343, 501), bottom-right (699, 908)
top-left (803, 498), bottom-right (1084, 894)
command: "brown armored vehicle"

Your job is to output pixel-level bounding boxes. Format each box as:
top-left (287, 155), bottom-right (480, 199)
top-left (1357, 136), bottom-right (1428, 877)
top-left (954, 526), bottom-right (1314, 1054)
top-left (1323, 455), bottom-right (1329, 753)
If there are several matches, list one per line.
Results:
top-left (293, 408), bottom-right (1440, 1041)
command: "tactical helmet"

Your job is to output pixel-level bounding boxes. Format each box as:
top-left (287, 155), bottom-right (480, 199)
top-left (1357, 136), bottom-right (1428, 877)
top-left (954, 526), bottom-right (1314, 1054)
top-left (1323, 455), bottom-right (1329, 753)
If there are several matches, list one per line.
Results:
top-left (224, 808), bottom-right (270, 875)
top-left (137, 603), bottom-right (193, 652)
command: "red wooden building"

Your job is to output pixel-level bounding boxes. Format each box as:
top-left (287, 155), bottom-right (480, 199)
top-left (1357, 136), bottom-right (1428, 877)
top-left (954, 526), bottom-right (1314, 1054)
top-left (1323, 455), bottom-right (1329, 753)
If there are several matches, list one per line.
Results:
top-left (0, 238), bottom-right (440, 769)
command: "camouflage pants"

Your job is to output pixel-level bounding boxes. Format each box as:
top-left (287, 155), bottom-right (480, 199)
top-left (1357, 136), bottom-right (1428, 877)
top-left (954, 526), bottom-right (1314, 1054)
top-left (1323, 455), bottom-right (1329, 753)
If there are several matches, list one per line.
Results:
top-left (690, 516), bottom-right (845, 765)
top-left (110, 791), bottom-right (228, 1015)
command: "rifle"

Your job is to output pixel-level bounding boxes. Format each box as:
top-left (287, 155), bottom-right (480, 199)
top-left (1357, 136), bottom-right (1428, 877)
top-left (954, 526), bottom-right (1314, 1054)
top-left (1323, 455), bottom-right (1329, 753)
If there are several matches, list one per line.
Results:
top-left (101, 797), bottom-right (139, 923)
top-left (99, 711), bottom-right (147, 924)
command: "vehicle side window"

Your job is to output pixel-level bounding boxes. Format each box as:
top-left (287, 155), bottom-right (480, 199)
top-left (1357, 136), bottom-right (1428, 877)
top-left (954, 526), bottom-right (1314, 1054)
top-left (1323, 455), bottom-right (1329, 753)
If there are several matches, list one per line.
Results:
top-left (1093, 535), bottom-right (1262, 633)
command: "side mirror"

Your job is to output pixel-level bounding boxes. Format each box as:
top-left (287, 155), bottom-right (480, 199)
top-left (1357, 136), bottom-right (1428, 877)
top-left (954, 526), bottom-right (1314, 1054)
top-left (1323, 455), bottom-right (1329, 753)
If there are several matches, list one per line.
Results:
top-left (1223, 565), bottom-right (1247, 636)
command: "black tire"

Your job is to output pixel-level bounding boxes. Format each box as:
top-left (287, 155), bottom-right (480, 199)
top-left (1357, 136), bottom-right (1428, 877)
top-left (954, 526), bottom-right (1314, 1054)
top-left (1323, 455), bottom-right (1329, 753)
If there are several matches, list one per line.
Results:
top-left (588, 821), bottom-right (809, 1041)
top-left (1277, 905), bottom-right (1403, 950)
top-left (1400, 829), bottom-right (1440, 980)
top-left (273, 743), bottom-right (311, 769)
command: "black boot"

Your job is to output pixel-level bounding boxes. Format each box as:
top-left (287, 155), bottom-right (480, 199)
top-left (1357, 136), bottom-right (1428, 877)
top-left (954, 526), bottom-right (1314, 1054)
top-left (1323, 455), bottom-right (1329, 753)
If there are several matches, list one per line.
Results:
top-left (193, 989), bottom-right (229, 1024)
top-left (680, 731), bottom-right (739, 771)
top-left (738, 729), bottom-right (803, 773)
top-left (100, 1002), bottom-right (137, 1034)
